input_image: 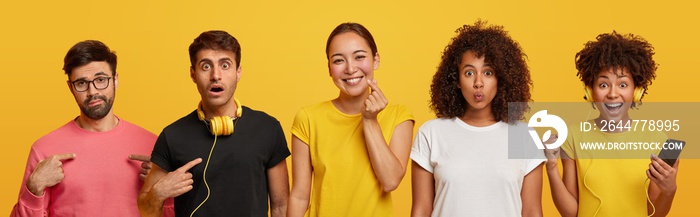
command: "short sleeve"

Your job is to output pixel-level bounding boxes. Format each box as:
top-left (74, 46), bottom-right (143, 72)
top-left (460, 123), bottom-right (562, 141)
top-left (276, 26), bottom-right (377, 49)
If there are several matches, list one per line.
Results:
top-left (410, 124), bottom-right (434, 173)
top-left (266, 120), bottom-right (291, 168)
top-left (560, 125), bottom-right (576, 159)
top-left (291, 108), bottom-right (311, 145)
top-left (394, 104), bottom-right (415, 126)
top-left (150, 132), bottom-right (173, 172)
top-left (521, 125), bottom-right (546, 174)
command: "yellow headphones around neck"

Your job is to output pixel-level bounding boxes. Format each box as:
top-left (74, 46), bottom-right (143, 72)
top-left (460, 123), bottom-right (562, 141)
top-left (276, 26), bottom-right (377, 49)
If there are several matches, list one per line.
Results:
top-left (583, 86), bottom-right (644, 103)
top-left (196, 98), bottom-right (243, 136)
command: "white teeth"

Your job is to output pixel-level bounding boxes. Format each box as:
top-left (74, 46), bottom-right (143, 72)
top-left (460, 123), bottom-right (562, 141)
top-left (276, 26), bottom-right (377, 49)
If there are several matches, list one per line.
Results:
top-left (605, 103), bottom-right (622, 108)
top-left (345, 77), bottom-right (361, 84)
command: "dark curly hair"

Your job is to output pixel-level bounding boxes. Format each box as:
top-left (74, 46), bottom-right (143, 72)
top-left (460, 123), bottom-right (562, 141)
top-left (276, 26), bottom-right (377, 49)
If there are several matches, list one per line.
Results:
top-left (430, 20), bottom-right (531, 124)
top-left (575, 31), bottom-right (657, 106)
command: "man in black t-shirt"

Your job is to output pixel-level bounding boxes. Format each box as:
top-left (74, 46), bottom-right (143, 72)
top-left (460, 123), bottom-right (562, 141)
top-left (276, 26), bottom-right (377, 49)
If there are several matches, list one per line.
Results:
top-left (138, 30), bottom-right (290, 217)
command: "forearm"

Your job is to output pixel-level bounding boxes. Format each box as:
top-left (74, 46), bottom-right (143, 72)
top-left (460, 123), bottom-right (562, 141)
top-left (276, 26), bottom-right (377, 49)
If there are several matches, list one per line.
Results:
top-left (138, 190), bottom-right (165, 217)
top-left (362, 118), bottom-right (404, 192)
top-left (411, 163), bottom-right (434, 217)
top-left (411, 203), bottom-right (433, 217)
top-left (650, 189), bottom-right (676, 216)
top-left (270, 202), bottom-right (287, 217)
top-left (546, 167), bottom-right (578, 217)
top-left (286, 195), bottom-right (309, 217)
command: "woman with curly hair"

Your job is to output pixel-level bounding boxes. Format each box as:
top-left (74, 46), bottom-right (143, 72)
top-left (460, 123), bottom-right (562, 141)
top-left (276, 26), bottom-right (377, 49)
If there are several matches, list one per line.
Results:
top-left (546, 32), bottom-right (679, 217)
top-left (287, 22), bottom-right (414, 217)
top-left (411, 20), bottom-right (544, 217)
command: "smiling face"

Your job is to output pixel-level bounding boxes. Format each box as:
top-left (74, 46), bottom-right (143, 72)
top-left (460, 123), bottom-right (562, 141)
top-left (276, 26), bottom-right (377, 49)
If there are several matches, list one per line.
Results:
top-left (591, 67), bottom-right (635, 121)
top-left (327, 32), bottom-right (380, 98)
top-left (68, 61), bottom-right (117, 120)
top-left (459, 50), bottom-right (497, 115)
top-left (190, 49), bottom-right (241, 112)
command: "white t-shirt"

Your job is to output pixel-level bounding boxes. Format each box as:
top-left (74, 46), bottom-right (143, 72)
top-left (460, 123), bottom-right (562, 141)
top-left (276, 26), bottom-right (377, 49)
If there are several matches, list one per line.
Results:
top-left (410, 118), bottom-right (545, 217)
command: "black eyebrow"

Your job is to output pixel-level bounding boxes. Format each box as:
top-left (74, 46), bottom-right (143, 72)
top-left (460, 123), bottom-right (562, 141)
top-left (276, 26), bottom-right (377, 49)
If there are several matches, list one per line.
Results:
top-left (217, 57), bottom-right (232, 63)
top-left (198, 58), bottom-right (213, 65)
top-left (352, 50), bottom-right (367, 55)
top-left (72, 71), bottom-right (109, 81)
top-left (331, 50), bottom-right (368, 59)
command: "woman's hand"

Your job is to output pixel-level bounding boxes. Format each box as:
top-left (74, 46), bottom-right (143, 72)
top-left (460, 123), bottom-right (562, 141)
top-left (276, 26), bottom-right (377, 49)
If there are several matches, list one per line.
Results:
top-left (362, 79), bottom-right (388, 120)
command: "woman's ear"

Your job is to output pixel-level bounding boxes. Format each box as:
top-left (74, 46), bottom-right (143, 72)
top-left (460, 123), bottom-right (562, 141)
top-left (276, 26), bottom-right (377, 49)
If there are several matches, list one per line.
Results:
top-left (373, 53), bottom-right (380, 70)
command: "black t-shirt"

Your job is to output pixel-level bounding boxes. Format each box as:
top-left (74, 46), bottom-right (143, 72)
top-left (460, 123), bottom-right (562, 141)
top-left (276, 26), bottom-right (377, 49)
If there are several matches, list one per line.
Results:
top-left (151, 106), bottom-right (290, 216)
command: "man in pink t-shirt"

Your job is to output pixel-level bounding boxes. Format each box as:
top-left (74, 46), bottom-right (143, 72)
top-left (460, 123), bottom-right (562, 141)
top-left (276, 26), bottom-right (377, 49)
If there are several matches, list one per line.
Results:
top-left (11, 40), bottom-right (172, 216)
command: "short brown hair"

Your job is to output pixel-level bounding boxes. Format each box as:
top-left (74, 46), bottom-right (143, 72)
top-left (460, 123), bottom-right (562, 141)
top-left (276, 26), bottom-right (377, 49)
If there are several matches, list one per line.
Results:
top-left (63, 40), bottom-right (117, 77)
top-left (189, 30), bottom-right (242, 68)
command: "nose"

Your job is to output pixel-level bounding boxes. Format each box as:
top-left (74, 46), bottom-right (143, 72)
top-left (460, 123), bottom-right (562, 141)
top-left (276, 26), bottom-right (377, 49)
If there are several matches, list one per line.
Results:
top-left (345, 60), bottom-right (357, 75)
top-left (211, 65), bottom-right (222, 81)
top-left (606, 86), bottom-right (620, 99)
top-left (473, 73), bottom-right (484, 89)
top-left (86, 80), bottom-right (99, 95)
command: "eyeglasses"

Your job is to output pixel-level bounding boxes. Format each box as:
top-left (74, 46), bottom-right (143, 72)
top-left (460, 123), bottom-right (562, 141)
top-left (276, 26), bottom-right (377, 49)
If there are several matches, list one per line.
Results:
top-left (70, 77), bottom-right (112, 92)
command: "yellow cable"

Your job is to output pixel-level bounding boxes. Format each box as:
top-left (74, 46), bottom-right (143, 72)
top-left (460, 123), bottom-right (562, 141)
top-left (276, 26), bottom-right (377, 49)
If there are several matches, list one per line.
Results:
top-left (581, 108), bottom-right (603, 217)
top-left (645, 178), bottom-right (656, 217)
top-left (190, 135), bottom-right (218, 217)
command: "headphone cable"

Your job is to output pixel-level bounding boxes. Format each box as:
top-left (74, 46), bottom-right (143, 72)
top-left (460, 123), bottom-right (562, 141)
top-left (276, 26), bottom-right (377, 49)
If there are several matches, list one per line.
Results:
top-left (190, 134), bottom-right (218, 217)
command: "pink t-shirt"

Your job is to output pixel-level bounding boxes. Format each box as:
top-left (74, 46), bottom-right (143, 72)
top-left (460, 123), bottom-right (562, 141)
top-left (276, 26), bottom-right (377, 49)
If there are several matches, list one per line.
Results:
top-left (11, 118), bottom-right (173, 217)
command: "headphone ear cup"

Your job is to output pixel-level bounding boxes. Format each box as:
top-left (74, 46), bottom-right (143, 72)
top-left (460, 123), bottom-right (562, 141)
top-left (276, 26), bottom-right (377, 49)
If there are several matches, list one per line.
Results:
top-left (210, 116), bottom-right (234, 136)
top-left (634, 87), bottom-right (644, 103)
top-left (584, 86), bottom-right (594, 102)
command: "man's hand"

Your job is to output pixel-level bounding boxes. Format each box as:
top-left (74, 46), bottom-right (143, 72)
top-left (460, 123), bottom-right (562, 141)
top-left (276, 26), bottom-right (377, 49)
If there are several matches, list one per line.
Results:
top-left (26, 153), bottom-right (76, 196)
top-left (129, 154), bottom-right (151, 181)
top-left (151, 158), bottom-right (202, 202)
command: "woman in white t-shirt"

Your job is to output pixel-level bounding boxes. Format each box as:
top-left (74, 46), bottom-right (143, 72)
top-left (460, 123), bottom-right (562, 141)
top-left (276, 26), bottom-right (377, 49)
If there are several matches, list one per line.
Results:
top-left (410, 20), bottom-right (545, 217)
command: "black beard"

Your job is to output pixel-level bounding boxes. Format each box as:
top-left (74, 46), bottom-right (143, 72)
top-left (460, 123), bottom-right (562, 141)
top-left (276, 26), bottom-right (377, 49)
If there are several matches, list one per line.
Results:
top-left (80, 94), bottom-right (114, 120)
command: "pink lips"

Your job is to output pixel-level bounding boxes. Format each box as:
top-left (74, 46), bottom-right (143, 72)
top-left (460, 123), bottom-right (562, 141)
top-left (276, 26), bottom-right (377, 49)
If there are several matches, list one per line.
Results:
top-left (88, 99), bottom-right (103, 107)
top-left (474, 92), bottom-right (484, 101)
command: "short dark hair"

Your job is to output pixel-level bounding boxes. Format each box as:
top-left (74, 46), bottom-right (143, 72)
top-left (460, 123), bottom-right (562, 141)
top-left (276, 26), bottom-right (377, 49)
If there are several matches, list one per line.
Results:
top-left (189, 30), bottom-right (242, 68)
top-left (430, 20), bottom-right (532, 123)
top-left (325, 22), bottom-right (378, 59)
top-left (575, 31), bottom-right (657, 101)
top-left (63, 40), bottom-right (117, 76)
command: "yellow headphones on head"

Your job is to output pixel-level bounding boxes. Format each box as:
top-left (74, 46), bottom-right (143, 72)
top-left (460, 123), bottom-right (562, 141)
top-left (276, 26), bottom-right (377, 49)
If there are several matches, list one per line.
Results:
top-left (583, 86), bottom-right (644, 103)
top-left (196, 98), bottom-right (243, 136)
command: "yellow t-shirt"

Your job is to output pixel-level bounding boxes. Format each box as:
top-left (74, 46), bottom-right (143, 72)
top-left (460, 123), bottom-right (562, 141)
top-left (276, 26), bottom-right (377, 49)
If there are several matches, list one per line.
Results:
top-left (291, 101), bottom-right (414, 217)
top-left (561, 120), bottom-right (668, 217)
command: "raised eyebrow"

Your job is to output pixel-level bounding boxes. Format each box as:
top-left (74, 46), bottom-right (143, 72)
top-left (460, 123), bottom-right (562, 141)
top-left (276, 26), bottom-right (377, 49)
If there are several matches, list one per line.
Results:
top-left (461, 64), bottom-right (476, 70)
top-left (94, 72), bottom-right (109, 77)
top-left (330, 53), bottom-right (343, 58)
top-left (197, 58), bottom-right (213, 65)
top-left (217, 57), bottom-right (233, 63)
top-left (596, 75), bottom-right (610, 80)
top-left (72, 76), bottom-right (88, 81)
top-left (352, 50), bottom-right (368, 55)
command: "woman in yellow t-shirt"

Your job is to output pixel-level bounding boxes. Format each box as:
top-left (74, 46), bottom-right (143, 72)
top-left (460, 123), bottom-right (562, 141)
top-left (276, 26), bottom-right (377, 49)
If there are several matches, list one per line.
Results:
top-left (287, 22), bottom-right (415, 217)
top-left (546, 32), bottom-right (680, 217)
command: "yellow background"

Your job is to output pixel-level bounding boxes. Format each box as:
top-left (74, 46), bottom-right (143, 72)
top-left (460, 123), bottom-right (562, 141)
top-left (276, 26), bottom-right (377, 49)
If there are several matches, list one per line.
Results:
top-left (2, 0), bottom-right (698, 216)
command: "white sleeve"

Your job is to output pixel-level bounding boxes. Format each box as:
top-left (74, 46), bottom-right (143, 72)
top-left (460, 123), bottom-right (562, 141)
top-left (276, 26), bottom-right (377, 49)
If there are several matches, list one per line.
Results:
top-left (410, 125), bottom-right (434, 173)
